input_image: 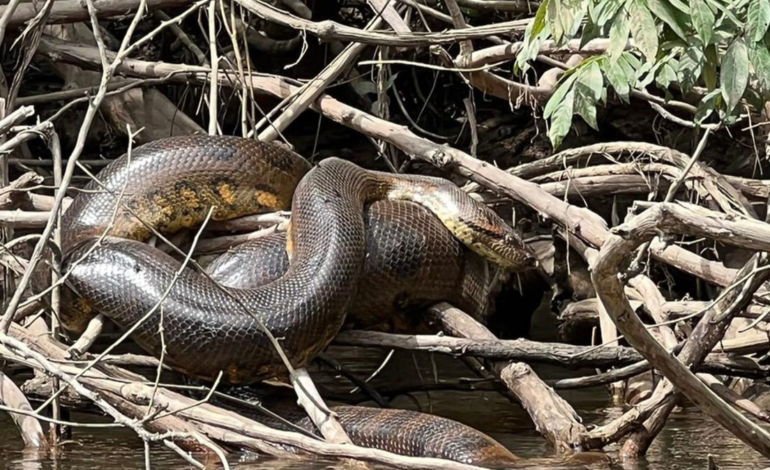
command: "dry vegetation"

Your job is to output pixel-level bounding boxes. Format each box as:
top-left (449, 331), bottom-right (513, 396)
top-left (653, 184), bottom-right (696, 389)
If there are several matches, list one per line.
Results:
top-left (0, 0), bottom-right (770, 468)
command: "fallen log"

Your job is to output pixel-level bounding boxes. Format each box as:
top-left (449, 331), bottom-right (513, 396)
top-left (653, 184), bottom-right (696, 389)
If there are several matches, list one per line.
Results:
top-left (332, 330), bottom-right (768, 377)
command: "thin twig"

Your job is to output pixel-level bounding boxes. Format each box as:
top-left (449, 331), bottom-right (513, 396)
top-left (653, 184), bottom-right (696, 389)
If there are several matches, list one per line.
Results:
top-left (257, 15), bottom-right (385, 141)
top-left (207, 0), bottom-right (219, 135)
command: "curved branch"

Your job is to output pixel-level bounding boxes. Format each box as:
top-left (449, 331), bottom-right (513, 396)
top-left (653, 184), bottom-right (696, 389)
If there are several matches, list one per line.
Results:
top-left (502, 141), bottom-right (755, 217)
top-left (592, 202), bottom-right (770, 458)
top-left (0, 0), bottom-right (189, 27)
top-left (455, 0), bottom-right (538, 12)
top-left (467, 38), bottom-right (617, 68)
top-left (235, 0), bottom-right (531, 46)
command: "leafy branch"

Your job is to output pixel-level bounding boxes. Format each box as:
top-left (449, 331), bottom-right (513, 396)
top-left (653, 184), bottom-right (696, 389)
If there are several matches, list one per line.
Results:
top-left (518, 0), bottom-right (770, 148)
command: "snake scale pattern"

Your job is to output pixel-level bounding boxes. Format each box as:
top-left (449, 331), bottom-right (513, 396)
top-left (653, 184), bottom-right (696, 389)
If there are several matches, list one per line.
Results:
top-left (54, 135), bottom-right (540, 468)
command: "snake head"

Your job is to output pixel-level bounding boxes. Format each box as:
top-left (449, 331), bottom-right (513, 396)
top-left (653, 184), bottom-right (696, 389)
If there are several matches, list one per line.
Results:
top-left (481, 229), bottom-right (539, 272)
top-left (454, 207), bottom-right (538, 272)
top-left (431, 191), bottom-right (538, 272)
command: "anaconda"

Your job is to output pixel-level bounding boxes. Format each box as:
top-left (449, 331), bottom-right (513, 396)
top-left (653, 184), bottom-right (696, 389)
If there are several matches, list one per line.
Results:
top-left (53, 134), bottom-right (539, 467)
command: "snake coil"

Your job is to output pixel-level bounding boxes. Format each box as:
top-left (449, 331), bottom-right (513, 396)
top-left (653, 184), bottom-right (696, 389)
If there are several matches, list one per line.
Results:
top-left (56, 135), bottom-right (538, 467)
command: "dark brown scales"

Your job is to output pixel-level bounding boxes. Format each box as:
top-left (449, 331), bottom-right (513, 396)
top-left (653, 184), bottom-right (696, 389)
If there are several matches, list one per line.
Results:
top-left (206, 200), bottom-right (495, 331)
top-left (53, 134), bottom-right (534, 466)
top-left (59, 135), bottom-right (532, 382)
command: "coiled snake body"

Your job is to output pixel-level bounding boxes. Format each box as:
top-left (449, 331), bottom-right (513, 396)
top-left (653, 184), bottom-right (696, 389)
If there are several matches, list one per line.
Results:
top-left (57, 135), bottom-right (536, 467)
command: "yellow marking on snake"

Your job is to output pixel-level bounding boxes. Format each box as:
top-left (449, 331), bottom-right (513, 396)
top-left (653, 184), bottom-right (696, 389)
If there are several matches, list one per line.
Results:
top-left (218, 183), bottom-right (236, 205)
top-left (179, 186), bottom-right (200, 209)
top-left (226, 364), bottom-right (242, 383)
top-left (255, 190), bottom-right (280, 209)
top-left (153, 194), bottom-right (175, 217)
top-left (76, 298), bottom-right (93, 315)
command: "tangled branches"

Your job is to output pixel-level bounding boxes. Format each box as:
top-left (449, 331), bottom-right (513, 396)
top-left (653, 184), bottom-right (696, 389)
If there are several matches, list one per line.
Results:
top-left (0, 0), bottom-right (770, 469)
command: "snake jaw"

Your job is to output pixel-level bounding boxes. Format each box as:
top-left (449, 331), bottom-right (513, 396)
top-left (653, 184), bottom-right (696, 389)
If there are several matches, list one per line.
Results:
top-left (505, 233), bottom-right (539, 268)
top-left (476, 228), bottom-right (538, 272)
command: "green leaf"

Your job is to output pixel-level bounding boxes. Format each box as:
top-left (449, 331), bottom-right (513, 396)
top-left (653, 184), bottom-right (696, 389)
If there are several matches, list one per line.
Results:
top-left (747, 0), bottom-right (770, 43)
top-left (659, 37), bottom-right (689, 50)
top-left (595, 0), bottom-right (623, 27)
top-left (605, 55), bottom-right (633, 100)
top-left (647, 0), bottom-right (689, 40)
top-left (656, 61), bottom-right (678, 89)
top-left (548, 0), bottom-right (564, 44)
top-left (572, 62), bottom-right (602, 131)
top-left (729, 0), bottom-right (751, 13)
top-left (516, 18), bottom-right (548, 72)
top-left (608, 6), bottom-right (631, 63)
top-left (624, 52), bottom-right (642, 70)
top-left (351, 79), bottom-right (377, 96)
top-left (705, 0), bottom-right (742, 26)
top-left (695, 88), bottom-right (721, 123)
top-left (567, 0), bottom-right (588, 37)
top-left (528, 0), bottom-right (550, 42)
top-left (720, 38), bottom-right (749, 115)
top-left (548, 90), bottom-right (576, 149)
top-left (577, 61), bottom-right (604, 100)
top-left (744, 88), bottom-right (767, 110)
top-left (386, 72), bottom-right (400, 90)
top-left (574, 91), bottom-right (599, 129)
top-left (638, 56), bottom-right (670, 88)
top-left (691, 0), bottom-right (716, 44)
top-left (549, 0), bottom-right (584, 45)
top-left (703, 44), bottom-right (718, 90)
top-left (628, 1), bottom-right (659, 62)
top-left (580, 9), bottom-right (602, 47)
top-left (543, 73), bottom-right (579, 118)
top-left (678, 47), bottom-right (704, 94)
top-left (713, 29), bottom-right (739, 43)
top-left (749, 41), bottom-right (770, 95)
top-left (620, 53), bottom-right (640, 80)
top-left (668, 0), bottom-right (690, 13)
top-left (635, 61), bottom-right (654, 84)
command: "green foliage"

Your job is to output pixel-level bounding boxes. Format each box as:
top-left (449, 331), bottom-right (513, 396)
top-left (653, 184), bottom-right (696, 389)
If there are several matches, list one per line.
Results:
top-left (628, 1), bottom-right (659, 61)
top-left (691, 0), bottom-right (716, 44)
top-left (721, 38), bottom-right (749, 116)
top-left (608, 5), bottom-right (631, 62)
top-left (519, 0), bottom-right (770, 149)
top-left (747, 0), bottom-right (770, 42)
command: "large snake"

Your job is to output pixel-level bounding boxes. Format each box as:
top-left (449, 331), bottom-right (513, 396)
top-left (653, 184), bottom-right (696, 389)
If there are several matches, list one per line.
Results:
top-left (55, 135), bottom-right (540, 467)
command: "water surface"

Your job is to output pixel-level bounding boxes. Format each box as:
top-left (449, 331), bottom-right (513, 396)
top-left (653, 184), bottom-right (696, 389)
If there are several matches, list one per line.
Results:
top-left (2, 306), bottom-right (768, 470)
top-left (1, 347), bottom-right (768, 470)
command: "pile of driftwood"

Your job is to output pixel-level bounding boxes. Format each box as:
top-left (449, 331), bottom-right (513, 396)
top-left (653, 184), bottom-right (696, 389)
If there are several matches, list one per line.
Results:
top-left (1, 0), bottom-right (770, 469)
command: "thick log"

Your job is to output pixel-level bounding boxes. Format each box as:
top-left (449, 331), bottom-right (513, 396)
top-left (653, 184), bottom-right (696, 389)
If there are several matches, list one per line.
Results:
top-left (429, 303), bottom-right (586, 451)
top-left (560, 299), bottom-right (768, 328)
top-left (0, 372), bottom-right (49, 449)
top-left (0, 173), bottom-right (43, 211)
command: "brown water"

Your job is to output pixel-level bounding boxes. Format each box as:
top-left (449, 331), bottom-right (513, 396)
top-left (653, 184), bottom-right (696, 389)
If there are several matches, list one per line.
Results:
top-left (1, 307), bottom-right (769, 470)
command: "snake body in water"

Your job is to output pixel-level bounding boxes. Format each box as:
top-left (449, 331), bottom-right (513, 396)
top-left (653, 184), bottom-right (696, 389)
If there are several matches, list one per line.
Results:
top-left (54, 135), bottom-right (541, 468)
